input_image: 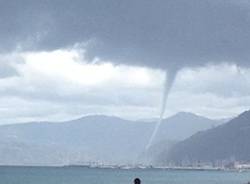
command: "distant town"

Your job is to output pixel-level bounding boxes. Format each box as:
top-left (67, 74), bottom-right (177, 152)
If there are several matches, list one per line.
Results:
top-left (68, 160), bottom-right (250, 172)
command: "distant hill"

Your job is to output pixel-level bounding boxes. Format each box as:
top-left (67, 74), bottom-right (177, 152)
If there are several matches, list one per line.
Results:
top-left (153, 112), bottom-right (221, 142)
top-left (0, 112), bottom-right (222, 166)
top-left (162, 110), bottom-right (250, 165)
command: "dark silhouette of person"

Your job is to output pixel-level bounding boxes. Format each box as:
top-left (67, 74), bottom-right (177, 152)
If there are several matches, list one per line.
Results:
top-left (134, 178), bottom-right (141, 184)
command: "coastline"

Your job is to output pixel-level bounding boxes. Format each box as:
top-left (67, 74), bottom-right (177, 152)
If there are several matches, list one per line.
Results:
top-left (0, 164), bottom-right (249, 173)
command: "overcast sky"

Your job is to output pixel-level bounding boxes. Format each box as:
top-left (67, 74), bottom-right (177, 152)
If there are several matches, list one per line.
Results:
top-left (1, 0), bottom-right (250, 124)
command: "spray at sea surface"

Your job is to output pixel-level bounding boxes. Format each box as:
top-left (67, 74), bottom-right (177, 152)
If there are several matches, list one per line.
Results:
top-left (145, 69), bottom-right (178, 150)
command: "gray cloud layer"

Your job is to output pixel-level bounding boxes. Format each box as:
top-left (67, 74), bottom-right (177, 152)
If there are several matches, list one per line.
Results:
top-left (1, 0), bottom-right (250, 70)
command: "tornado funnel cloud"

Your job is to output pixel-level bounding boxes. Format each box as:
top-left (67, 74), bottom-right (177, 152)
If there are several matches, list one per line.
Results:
top-left (145, 69), bottom-right (177, 150)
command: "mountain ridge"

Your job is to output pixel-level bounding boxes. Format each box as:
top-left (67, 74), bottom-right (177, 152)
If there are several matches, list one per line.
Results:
top-left (162, 110), bottom-right (250, 165)
top-left (0, 112), bottom-right (223, 165)
top-left (0, 111), bottom-right (222, 127)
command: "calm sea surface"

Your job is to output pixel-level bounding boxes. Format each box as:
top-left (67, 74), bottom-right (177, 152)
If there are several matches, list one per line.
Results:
top-left (0, 166), bottom-right (249, 184)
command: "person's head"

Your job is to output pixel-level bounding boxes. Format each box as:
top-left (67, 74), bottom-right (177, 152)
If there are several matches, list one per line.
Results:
top-left (134, 178), bottom-right (141, 184)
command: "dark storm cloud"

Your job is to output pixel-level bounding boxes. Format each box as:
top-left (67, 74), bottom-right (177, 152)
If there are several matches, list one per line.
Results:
top-left (1, 0), bottom-right (250, 69)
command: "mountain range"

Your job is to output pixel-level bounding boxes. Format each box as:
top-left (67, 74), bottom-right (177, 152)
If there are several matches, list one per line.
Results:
top-left (0, 112), bottom-right (222, 166)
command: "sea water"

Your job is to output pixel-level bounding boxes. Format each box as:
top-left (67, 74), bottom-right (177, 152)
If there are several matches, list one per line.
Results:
top-left (0, 166), bottom-right (249, 184)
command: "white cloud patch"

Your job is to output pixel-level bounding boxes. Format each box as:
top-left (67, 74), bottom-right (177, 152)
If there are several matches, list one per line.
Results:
top-left (19, 49), bottom-right (155, 88)
top-left (0, 49), bottom-right (250, 124)
top-left (0, 49), bottom-right (163, 123)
